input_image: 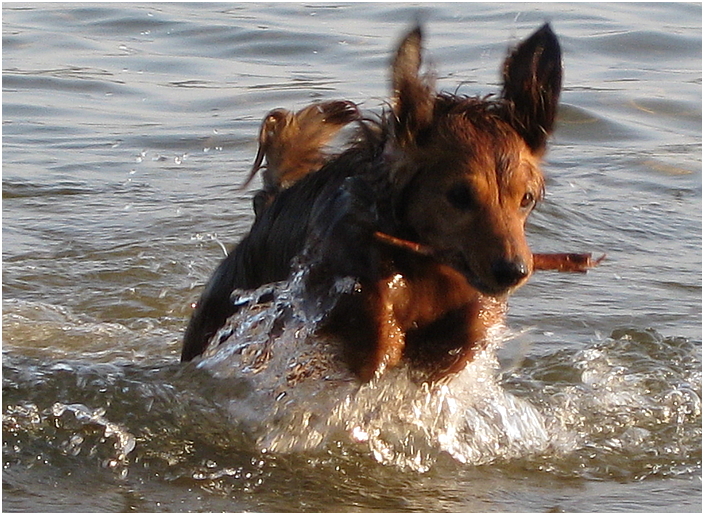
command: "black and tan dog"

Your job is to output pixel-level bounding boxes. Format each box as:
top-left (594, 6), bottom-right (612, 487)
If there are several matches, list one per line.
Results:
top-left (183, 24), bottom-right (599, 382)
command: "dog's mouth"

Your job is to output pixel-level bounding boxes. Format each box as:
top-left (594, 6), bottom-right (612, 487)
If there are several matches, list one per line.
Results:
top-left (372, 232), bottom-right (526, 297)
top-left (439, 251), bottom-right (518, 297)
top-left (458, 263), bottom-right (508, 297)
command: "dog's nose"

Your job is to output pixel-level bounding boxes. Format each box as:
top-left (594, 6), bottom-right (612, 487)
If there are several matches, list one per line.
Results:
top-left (491, 258), bottom-right (530, 290)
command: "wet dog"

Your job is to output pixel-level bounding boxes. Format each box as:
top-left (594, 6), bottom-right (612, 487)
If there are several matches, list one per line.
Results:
top-left (183, 24), bottom-right (568, 382)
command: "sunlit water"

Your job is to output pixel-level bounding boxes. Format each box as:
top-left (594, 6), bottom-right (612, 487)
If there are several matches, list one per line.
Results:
top-left (3, 3), bottom-right (701, 512)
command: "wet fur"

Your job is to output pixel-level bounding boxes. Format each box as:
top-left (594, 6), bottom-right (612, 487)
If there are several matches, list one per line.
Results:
top-left (182, 24), bottom-right (562, 382)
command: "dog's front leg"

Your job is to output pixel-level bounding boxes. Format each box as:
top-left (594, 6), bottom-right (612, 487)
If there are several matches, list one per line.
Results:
top-left (355, 273), bottom-right (410, 381)
top-left (305, 176), bottom-right (413, 380)
top-left (437, 295), bottom-right (507, 379)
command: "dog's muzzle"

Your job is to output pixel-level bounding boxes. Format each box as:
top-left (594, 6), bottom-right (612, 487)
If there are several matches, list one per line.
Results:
top-left (451, 254), bottom-right (531, 296)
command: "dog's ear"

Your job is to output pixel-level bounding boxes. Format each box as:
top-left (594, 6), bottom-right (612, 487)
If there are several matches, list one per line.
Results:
top-left (501, 23), bottom-right (562, 154)
top-left (391, 25), bottom-right (435, 147)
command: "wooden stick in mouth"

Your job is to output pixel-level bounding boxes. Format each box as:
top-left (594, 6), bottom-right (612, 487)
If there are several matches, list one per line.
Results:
top-left (373, 231), bottom-right (605, 273)
top-left (373, 231), bottom-right (435, 256)
top-left (532, 252), bottom-right (606, 273)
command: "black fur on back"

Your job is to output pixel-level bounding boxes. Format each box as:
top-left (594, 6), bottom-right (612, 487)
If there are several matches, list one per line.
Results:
top-left (181, 119), bottom-right (390, 361)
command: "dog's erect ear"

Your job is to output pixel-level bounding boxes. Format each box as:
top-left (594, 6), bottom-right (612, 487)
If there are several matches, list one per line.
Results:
top-left (391, 25), bottom-right (435, 146)
top-left (501, 23), bottom-right (562, 154)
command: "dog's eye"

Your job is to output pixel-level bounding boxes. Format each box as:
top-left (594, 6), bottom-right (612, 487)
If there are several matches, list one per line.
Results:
top-left (520, 192), bottom-right (536, 209)
top-left (446, 184), bottom-right (477, 211)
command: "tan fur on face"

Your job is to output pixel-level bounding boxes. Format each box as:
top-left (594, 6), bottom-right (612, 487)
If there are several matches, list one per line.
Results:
top-left (394, 106), bottom-right (545, 295)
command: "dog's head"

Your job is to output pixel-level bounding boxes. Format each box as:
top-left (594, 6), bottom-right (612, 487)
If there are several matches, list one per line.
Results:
top-left (387, 25), bottom-right (562, 296)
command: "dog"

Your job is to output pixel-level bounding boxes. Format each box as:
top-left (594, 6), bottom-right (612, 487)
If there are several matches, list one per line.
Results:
top-left (183, 24), bottom-right (578, 382)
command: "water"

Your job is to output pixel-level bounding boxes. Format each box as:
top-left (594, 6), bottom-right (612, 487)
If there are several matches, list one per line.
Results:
top-left (3, 3), bottom-right (701, 512)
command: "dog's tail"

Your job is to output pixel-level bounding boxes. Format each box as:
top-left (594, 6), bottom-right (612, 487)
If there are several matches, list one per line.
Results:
top-left (239, 100), bottom-right (360, 192)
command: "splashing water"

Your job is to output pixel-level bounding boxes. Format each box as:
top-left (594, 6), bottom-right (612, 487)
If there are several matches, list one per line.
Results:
top-left (192, 274), bottom-right (700, 475)
top-left (3, 272), bottom-right (700, 481)
top-left (4, 400), bottom-right (136, 480)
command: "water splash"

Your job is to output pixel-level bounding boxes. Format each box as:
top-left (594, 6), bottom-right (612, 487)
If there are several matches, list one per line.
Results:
top-left (4, 401), bottom-right (136, 479)
top-left (498, 327), bottom-right (702, 480)
top-left (194, 276), bottom-right (584, 472)
top-left (3, 281), bottom-right (700, 479)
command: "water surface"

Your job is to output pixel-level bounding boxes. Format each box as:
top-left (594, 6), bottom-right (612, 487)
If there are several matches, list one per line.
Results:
top-left (3, 3), bottom-right (701, 512)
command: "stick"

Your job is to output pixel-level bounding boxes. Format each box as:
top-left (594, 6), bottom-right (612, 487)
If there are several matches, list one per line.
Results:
top-left (373, 231), bottom-right (605, 273)
top-left (533, 252), bottom-right (606, 273)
